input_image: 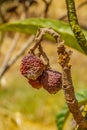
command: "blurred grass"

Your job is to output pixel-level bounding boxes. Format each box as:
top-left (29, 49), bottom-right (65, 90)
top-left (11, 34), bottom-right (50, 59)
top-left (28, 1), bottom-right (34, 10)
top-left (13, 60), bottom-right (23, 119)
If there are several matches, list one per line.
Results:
top-left (0, 71), bottom-right (65, 120)
top-left (0, 69), bottom-right (64, 130)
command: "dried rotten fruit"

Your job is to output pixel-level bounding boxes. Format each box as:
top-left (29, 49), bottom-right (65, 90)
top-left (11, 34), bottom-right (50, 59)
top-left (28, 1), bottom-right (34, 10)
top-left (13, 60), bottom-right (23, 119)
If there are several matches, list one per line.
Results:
top-left (28, 76), bottom-right (42, 89)
top-left (20, 53), bottom-right (45, 80)
top-left (41, 69), bottom-right (62, 94)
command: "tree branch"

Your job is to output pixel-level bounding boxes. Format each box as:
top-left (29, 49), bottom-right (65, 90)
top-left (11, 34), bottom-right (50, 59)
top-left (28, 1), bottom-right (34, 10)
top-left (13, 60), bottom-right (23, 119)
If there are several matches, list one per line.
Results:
top-left (0, 35), bottom-right (34, 78)
top-left (30, 27), bottom-right (87, 129)
top-left (57, 40), bottom-right (87, 129)
top-left (42, 0), bottom-right (52, 17)
top-left (59, 1), bottom-right (87, 20)
top-left (0, 7), bottom-right (28, 79)
top-left (65, 0), bottom-right (87, 54)
top-left (0, 33), bottom-right (20, 77)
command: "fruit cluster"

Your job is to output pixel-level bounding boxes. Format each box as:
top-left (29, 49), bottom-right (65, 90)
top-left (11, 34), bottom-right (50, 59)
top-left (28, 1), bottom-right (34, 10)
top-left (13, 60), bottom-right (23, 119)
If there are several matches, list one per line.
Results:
top-left (20, 53), bottom-right (62, 94)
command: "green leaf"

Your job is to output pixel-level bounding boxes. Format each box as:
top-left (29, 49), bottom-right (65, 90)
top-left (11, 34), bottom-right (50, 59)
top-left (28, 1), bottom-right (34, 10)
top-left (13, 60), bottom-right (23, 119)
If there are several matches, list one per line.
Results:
top-left (0, 18), bottom-right (87, 54)
top-left (56, 105), bottom-right (69, 130)
top-left (76, 89), bottom-right (87, 104)
top-left (56, 89), bottom-right (87, 130)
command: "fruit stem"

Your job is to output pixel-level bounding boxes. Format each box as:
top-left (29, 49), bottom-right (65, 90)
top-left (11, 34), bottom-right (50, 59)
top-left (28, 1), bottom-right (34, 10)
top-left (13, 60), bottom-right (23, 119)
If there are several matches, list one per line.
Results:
top-left (29, 28), bottom-right (60, 67)
top-left (30, 27), bottom-right (87, 129)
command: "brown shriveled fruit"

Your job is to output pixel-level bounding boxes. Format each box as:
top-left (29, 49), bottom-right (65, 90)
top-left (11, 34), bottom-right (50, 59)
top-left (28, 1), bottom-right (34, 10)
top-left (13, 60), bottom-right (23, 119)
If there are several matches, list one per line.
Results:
top-left (20, 54), bottom-right (62, 93)
top-left (20, 53), bottom-right (45, 80)
top-left (41, 69), bottom-right (62, 94)
top-left (28, 76), bottom-right (42, 89)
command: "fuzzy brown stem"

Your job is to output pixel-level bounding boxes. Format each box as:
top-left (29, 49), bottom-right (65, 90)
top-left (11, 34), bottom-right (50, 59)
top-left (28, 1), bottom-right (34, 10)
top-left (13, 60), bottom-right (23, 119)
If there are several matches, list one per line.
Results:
top-left (30, 28), bottom-right (60, 66)
top-left (57, 42), bottom-right (87, 129)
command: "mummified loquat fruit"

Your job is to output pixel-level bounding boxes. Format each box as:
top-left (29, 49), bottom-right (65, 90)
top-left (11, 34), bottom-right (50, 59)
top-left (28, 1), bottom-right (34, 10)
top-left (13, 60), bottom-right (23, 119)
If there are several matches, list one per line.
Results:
top-left (20, 53), bottom-right (45, 80)
top-left (28, 76), bottom-right (42, 89)
top-left (41, 69), bottom-right (62, 94)
top-left (20, 54), bottom-right (62, 93)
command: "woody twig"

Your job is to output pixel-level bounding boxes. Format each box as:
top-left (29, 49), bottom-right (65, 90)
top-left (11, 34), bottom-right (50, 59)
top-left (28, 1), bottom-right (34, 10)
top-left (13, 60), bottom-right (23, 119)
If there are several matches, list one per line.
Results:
top-left (30, 27), bottom-right (87, 129)
top-left (29, 28), bottom-right (60, 66)
top-left (57, 39), bottom-right (87, 129)
top-left (0, 35), bottom-right (34, 78)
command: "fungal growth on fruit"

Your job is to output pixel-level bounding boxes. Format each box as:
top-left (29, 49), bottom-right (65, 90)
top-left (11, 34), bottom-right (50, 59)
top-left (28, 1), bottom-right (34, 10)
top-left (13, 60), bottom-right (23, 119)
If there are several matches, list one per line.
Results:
top-left (41, 69), bottom-right (62, 94)
top-left (20, 53), bottom-right (45, 80)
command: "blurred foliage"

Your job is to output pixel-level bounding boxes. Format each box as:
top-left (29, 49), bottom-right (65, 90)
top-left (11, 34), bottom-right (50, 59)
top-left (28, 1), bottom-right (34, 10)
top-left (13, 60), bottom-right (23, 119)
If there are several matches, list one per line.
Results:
top-left (0, 0), bottom-right (87, 130)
